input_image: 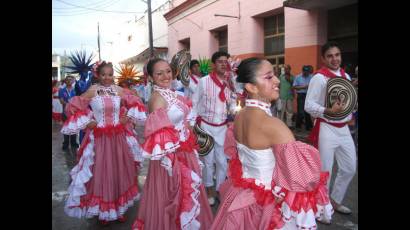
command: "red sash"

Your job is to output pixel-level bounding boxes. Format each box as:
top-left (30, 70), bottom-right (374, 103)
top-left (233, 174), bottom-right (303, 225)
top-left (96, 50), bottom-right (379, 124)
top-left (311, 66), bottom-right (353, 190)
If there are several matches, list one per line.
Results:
top-left (196, 116), bottom-right (228, 127)
top-left (307, 67), bottom-right (348, 148)
top-left (315, 67), bottom-right (347, 79)
top-left (191, 74), bottom-right (198, 84)
top-left (210, 72), bottom-right (227, 102)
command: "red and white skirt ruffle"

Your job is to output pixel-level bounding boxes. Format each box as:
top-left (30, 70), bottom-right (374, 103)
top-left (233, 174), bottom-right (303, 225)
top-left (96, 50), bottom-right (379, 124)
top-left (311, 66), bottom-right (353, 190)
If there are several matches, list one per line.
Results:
top-left (64, 125), bottom-right (143, 221)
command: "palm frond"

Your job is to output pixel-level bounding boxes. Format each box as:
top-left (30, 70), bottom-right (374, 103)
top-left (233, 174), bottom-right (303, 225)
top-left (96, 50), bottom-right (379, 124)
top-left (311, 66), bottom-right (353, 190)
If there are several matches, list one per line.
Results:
top-left (198, 56), bottom-right (213, 76)
top-left (64, 50), bottom-right (95, 74)
top-left (115, 64), bottom-right (141, 84)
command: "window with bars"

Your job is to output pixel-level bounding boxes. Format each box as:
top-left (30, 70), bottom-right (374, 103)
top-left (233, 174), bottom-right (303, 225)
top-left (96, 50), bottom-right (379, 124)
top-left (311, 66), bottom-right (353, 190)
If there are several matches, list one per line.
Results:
top-left (218, 30), bottom-right (228, 52)
top-left (264, 14), bottom-right (284, 67)
top-left (179, 38), bottom-right (190, 51)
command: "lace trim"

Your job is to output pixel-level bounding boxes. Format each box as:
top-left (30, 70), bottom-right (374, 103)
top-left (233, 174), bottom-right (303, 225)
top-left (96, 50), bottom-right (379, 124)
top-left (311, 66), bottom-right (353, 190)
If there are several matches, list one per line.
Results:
top-left (95, 84), bottom-right (118, 97)
top-left (153, 85), bottom-right (178, 108)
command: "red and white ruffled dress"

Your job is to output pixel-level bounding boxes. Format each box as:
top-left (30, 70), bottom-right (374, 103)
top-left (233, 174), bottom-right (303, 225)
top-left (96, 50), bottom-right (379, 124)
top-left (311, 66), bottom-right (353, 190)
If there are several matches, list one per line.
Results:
top-left (132, 85), bottom-right (214, 230)
top-left (52, 87), bottom-right (63, 122)
top-left (61, 85), bottom-right (147, 221)
top-left (211, 99), bottom-right (333, 230)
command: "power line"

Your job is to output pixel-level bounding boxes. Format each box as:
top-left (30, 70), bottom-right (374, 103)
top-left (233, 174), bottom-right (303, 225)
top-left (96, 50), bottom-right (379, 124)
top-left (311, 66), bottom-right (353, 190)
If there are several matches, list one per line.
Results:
top-left (53, 0), bottom-right (113, 10)
top-left (55, 0), bottom-right (145, 14)
top-left (53, 0), bottom-right (119, 14)
top-left (53, 0), bottom-right (122, 16)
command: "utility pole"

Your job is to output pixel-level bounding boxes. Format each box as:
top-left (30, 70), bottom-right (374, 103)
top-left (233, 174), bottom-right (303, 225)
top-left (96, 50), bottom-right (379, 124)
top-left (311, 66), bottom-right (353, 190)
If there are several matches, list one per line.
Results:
top-left (147, 0), bottom-right (154, 58)
top-left (62, 49), bottom-right (67, 79)
top-left (97, 22), bottom-right (101, 61)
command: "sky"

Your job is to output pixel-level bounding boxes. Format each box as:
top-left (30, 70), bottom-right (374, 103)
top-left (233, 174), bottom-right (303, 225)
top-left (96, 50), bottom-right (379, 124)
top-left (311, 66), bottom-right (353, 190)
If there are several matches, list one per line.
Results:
top-left (52, 0), bottom-right (165, 57)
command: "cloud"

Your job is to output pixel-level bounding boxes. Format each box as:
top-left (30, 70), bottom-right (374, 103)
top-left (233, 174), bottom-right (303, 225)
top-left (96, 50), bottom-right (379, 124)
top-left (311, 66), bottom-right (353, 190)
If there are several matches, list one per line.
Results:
top-left (52, 0), bottom-right (147, 55)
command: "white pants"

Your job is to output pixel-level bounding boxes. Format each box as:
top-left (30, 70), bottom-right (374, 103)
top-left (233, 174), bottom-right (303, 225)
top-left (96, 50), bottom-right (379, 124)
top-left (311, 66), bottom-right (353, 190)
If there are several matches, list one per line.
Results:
top-left (280, 99), bottom-right (293, 127)
top-left (202, 142), bottom-right (228, 191)
top-left (319, 123), bottom-right (357, 204)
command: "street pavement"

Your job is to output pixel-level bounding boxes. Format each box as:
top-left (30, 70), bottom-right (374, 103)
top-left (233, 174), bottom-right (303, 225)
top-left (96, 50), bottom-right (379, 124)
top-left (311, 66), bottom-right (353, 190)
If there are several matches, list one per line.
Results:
top-left (52, 122), bottom-right (357, 230)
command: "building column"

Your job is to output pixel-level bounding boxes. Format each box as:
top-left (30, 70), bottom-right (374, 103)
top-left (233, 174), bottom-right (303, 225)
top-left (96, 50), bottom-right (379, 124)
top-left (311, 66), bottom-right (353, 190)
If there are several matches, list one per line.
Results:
top-left (284, 7), bottom-right (327, 74)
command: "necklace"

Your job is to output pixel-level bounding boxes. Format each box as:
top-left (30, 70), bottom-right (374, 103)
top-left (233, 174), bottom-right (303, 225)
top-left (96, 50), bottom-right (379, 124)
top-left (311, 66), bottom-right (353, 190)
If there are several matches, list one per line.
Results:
top-left (97, 84), bottom-right (117, 96)
top-left (245, 99), bottom-right (272, 117)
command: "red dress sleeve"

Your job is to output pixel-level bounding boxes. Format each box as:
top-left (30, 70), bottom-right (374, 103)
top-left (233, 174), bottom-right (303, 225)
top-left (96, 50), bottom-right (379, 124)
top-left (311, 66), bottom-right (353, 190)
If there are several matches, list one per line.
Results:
top-left (61, 96), bottom-right (93, 135)
top-left (141, 108), bottom-right (180, 159)
top-left (271, 141), bottom-right (333, 229)
top-left (121, 94), bottom-right (147, 122)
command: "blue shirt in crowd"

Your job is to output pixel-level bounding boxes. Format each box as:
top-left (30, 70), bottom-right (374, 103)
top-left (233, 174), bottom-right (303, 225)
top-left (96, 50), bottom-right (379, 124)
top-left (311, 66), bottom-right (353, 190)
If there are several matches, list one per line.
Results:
top-left (58, 86), bottom-right (76, 104)
top-left (293, 74), bottom-right (313, 94)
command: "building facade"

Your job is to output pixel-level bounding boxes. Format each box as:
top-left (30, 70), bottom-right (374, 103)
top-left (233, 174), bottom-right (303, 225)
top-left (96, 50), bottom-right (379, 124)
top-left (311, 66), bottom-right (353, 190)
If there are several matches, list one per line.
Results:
top-left (165, 0), bottom-right (357, 75)
top-left (103, 0), bottom-right (171, 73)
top-left (52, 54), bottom-right (61, 81)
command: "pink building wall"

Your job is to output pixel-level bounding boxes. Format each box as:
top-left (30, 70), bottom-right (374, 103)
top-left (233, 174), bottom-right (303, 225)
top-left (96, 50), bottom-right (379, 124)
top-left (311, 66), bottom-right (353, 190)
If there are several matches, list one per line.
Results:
top-left (284, 7), bottom-right (327, 73)
top-left (165, 0), bottom-right (328, 73)
top-left (166, 0), bottom-right (284, 60)
top-left (285, 7), bottom-right (327, 48)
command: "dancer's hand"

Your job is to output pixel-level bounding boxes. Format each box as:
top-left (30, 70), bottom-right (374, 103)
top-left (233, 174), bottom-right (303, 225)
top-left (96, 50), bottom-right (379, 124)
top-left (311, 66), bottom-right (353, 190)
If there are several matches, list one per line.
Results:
top-left (120, 115), bottom-right (129, 125)
top-left (87, 121), bottom-right (97, 129)
top-left (331, 99), bottom-right (345, 114)
top-left (275, 197), bottom-right (284, 204)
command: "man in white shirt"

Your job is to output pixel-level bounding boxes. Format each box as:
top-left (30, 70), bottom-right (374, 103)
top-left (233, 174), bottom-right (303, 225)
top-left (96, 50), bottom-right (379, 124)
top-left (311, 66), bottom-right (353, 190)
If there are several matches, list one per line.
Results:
top-left (192, 51), bottom-right (236, 205)
top-left (171, 77), bottom-right (185, 96)
top-left (184, 59), bottom-right (202, 99)
top-left (305, 42), bottom-right (356, 216)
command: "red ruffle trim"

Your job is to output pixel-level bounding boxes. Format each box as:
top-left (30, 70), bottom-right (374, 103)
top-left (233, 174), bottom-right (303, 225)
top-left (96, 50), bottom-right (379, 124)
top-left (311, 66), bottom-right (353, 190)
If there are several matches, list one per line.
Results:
top-left (92, 124), bottom-right (132, 138)
top-left (178, 130), bottom-right (199, 153)
top-left (122, 95), bottom-right (146, 111)
top-left (132, 219), bottom-right (144, 230)
top-left (52, 112), bottom-right (63, 122)
top-left (275, 172), bottom-right (330, 214)
top-left (120, 106), bottom-right (127, 117)
top-left (75, 183), bottom-right (139, 212)
top-left (229, 158), bottom-right (276, 206)
top-left (175, 159), bottom-right (199, 228)
top-left (128, 102), bottom-right (146, 112)
top-left (77, 131), bottom-right (91, 161)
top-left (142, 127), bottom-right (179, 154)
top-left (228, 157), bottom-right (284, 229)
top-left (63, 110), bottom-right (90, 126)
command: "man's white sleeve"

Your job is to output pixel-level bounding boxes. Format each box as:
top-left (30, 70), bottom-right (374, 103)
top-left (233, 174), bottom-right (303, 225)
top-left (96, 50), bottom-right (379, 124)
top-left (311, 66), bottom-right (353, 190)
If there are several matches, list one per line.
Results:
top-left (190, 79), bottom-right (201, 126)
top-left (228, 91), bottom-right (237, 115)
top-left (305, 75), bottom-right (326, 119)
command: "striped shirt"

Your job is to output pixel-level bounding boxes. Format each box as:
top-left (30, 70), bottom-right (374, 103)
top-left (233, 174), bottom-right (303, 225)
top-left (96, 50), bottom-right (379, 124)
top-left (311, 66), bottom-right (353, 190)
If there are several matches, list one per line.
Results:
top-left (192, 74), bottom-right (236, 125)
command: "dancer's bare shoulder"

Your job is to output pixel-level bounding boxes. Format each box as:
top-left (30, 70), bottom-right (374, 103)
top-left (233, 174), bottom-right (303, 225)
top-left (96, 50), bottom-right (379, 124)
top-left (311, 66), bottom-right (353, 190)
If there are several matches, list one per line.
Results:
top-left (261, 116), bottom-right (295, 145)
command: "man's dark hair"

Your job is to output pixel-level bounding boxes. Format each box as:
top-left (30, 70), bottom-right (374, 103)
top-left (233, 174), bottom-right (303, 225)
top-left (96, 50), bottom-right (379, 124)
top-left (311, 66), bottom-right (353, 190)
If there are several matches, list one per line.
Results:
top-left (321, 41), bottom-right (340, 57)
top-left (211, 51), bottom-right (230, 63)
top-left (190, 59), bottom-right (200, 69)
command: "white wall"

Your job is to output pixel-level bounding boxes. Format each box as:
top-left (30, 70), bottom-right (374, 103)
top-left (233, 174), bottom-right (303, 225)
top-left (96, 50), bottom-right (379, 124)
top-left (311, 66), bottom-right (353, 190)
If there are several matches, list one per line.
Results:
top-left (102, 0), bottom-right (171, 71)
